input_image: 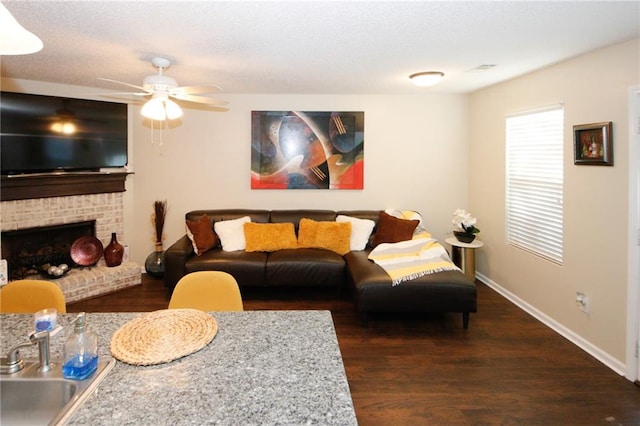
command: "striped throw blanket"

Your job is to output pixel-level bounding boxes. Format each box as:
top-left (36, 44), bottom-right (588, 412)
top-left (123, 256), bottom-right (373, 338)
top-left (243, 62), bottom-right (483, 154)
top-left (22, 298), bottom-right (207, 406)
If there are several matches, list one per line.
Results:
top-left (368, 237), bottom-right (460, 286)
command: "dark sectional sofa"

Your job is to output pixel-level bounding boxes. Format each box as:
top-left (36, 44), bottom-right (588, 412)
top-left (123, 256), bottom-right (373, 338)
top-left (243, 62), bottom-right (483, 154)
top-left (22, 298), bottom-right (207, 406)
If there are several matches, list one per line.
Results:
top-left (165, 209), bottom-right (477, 328)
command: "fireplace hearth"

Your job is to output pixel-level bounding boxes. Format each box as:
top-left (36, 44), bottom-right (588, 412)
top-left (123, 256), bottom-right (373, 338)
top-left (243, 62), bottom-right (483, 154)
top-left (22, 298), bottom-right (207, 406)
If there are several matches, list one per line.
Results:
top-left (1, 192), bottom-right (141, 303)
top-left (1, 221), bottom-right (96, 281)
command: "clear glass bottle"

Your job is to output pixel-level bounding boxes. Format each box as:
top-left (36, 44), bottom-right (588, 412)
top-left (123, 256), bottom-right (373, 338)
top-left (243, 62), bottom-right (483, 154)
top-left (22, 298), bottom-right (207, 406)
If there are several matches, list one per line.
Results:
top-left (62, 312), bottom-right (98, 380)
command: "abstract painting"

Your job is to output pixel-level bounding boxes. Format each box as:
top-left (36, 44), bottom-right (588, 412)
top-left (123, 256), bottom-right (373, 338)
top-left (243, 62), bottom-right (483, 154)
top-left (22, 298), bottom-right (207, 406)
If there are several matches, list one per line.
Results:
top-left (251, 111), bottom-right (364, 189)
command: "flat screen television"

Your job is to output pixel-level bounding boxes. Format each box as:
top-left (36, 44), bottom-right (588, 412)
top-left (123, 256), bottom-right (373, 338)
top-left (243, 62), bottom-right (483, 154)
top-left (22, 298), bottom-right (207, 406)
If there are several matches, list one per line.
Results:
top-left (1, 92), bottom-right (128, 175)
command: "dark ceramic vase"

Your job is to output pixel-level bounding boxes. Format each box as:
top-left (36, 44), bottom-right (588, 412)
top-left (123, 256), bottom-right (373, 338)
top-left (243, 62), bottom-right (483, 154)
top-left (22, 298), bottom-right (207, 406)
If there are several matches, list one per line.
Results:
top-left (144, 243), bottom-right (165, 278)
top-left (454, 231), bottom-right (476, 244)
top-left (104, 232), bottom-right (124, 267)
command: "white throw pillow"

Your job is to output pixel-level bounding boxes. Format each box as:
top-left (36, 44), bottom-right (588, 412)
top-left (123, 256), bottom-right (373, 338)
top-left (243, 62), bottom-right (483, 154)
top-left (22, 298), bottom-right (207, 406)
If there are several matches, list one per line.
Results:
top-left (214, 216), bottom-right (251, 251)
top-left (336, 215), bottom-right (375, 251)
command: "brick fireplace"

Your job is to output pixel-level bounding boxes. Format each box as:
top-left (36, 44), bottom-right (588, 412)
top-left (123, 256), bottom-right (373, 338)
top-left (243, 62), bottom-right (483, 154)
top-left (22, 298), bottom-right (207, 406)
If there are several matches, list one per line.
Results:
top-left (1, 192), bottom-right (141, 303)
top-left (2, 220), bottom-right (96, 280)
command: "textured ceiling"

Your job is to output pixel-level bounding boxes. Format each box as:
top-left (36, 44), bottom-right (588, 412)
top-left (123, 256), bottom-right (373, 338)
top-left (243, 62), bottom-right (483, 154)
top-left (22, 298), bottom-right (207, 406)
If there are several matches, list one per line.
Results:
top-left (1, 1), bottom-right (639, 97)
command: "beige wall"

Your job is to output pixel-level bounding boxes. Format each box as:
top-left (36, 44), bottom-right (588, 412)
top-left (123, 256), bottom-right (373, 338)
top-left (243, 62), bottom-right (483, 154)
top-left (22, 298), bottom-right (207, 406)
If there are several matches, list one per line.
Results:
top-left (0, 80), bottom-right (469, 276)
top-left (130, 94), bottom-right (469, 263)
top-left (469, 38), bottom-right (640, 367)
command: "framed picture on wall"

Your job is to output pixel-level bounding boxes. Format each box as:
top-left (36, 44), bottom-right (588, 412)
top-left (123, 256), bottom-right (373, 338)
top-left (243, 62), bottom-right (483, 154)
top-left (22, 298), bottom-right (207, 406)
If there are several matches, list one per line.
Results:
top-left (573, 121), bottom-right (613, 166)
top-left (251, 111), bottom-right (364, 189)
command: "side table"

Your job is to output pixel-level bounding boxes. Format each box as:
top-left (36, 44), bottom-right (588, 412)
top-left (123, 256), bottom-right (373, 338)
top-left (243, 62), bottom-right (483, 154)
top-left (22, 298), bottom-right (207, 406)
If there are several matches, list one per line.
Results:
top-left (445, 237), bottom-right (484, 281)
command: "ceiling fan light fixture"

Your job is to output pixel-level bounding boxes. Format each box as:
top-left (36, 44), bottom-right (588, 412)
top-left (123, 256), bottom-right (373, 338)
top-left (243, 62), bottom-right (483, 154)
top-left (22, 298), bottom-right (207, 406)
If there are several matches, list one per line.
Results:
top-left (102, 56), bottom-right (227, 122)
top-left (0, 4), bottom-right (43, 55)
top-left (143, 74), bottom-right (178, 91)
top-left (165, 99), bottom-right (183, 120)
top-left (141, 96), bottom-right (183, 121)
top-left (141, 97), bottom-right (167, 121)
top-left (409, 71), bottom-right (444, 87)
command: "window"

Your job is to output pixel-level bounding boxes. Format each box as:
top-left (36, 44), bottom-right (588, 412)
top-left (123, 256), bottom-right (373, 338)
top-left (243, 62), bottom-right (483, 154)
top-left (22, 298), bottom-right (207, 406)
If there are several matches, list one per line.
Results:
top-left (506, 106), bottom-right (564, 264)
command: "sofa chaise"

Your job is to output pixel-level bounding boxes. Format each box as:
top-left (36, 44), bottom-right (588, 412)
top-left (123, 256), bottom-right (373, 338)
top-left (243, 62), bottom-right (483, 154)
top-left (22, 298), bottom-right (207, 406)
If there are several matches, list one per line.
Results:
top-left (165, 209), bottom-right (477, 328)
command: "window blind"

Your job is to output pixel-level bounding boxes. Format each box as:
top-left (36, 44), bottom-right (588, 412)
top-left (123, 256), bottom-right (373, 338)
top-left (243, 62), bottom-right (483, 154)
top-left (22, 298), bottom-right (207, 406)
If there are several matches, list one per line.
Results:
top-left (506, 106), bottom-right (564, 264)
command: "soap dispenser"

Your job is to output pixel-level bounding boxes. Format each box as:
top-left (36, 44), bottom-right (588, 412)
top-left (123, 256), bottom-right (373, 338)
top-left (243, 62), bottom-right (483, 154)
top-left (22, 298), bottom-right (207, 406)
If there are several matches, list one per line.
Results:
top-left (62, 312), bottom-right (98, 380)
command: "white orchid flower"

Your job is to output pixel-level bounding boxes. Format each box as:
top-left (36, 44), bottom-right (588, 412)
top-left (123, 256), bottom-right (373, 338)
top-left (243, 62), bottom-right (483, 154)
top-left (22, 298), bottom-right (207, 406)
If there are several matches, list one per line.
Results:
top-left (452, 209), bottom-right (480, 234)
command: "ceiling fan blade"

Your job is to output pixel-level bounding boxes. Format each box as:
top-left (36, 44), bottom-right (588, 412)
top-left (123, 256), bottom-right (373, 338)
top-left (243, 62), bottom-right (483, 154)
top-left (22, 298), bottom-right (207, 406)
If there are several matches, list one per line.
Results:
top-left (93, 91), bottom-right (150, 97)
top-left (89, 93), bottom-right (147, 105)
top-left (172, 93), bottom-right (229, 106)
top-left (98, 77), bottom-right (148, 93)
top-left (200, 105), bottom-right (230, 113)
top-left (172, 84), bottom-right (223, 95)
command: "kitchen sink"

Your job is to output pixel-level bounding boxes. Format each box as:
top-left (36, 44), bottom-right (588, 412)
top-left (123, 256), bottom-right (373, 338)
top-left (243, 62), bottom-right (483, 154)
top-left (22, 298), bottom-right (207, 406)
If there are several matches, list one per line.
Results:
top-left (0, 357), bottom-right (115, 426)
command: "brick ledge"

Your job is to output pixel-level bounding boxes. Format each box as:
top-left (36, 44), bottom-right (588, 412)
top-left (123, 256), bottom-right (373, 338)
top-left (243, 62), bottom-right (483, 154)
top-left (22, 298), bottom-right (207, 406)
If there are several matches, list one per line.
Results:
top-left (41, 261), bottom-right (141, 304)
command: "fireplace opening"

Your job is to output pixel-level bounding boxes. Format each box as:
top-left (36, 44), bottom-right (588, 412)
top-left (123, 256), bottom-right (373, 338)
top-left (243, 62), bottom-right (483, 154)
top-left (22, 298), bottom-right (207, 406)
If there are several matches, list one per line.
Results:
top-left (1, 221), bottom-right (96, 280)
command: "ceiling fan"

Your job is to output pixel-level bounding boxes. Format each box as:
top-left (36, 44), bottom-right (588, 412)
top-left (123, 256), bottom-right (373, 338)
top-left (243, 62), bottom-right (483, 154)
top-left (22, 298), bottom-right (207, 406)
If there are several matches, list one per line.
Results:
top-left (98, 57), bottom-right (228, 120)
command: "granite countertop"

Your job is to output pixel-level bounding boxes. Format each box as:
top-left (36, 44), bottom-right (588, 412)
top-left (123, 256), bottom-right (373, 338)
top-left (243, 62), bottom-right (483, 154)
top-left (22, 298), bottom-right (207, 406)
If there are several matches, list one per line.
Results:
top-left (0, 310), bottom-right (357, 425)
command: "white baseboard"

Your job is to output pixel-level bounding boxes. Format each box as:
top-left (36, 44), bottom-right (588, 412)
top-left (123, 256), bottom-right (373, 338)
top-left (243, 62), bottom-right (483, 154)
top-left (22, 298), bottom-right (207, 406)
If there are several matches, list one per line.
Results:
top-left (476, 272), bottom-right (627, 377)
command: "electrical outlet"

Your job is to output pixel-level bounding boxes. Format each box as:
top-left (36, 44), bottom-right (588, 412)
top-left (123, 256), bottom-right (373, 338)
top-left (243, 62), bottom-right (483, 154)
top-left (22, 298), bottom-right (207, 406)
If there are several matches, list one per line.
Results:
top-left (576, 292), bottom-right (589, 314)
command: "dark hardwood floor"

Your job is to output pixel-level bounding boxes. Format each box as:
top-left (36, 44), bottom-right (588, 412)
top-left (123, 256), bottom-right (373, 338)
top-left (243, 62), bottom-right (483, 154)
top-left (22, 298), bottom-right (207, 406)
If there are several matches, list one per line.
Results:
top-left (68, 276), bottom-right (640, 425)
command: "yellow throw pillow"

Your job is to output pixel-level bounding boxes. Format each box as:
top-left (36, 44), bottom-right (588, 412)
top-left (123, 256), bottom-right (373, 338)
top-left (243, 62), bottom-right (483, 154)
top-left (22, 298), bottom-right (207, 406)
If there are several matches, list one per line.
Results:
top-left (297, 218), bottom-right (351, 255)
top-left (243, 222), bottom-right (298, 252)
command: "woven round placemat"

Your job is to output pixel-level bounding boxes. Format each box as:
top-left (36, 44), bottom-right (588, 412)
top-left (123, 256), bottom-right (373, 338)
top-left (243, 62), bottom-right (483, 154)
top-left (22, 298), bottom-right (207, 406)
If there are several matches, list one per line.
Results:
top-left (110, 309), bottom-right (218, 366)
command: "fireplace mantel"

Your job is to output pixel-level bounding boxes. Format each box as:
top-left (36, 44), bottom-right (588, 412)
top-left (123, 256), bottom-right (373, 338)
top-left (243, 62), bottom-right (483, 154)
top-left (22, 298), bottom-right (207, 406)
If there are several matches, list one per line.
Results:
top-left (1, 171), bottom-right (132, 201)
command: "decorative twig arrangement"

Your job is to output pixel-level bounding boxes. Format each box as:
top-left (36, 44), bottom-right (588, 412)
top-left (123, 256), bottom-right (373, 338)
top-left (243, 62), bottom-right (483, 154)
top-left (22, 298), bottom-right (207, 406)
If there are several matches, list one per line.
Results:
top-left (152, 200), bottom-right (168, 245)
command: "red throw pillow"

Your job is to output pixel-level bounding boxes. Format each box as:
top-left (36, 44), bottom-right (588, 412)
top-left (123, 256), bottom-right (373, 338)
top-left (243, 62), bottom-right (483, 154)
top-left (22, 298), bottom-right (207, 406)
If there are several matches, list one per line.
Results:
top-left (186, 214), bottom-right (218, 255)
top-left (371, 211), bottom-right (419, 247)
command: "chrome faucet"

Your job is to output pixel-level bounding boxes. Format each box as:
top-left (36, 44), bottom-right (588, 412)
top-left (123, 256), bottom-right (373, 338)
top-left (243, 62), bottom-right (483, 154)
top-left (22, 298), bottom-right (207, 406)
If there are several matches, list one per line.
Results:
top-left (30, 330), bottom-right (53, 372)
top-left (1, 330), bottom-right (52, 374)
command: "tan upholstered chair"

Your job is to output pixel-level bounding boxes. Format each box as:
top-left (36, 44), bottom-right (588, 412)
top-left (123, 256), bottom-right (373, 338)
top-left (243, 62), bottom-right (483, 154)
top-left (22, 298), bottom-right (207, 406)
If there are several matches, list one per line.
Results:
top-left (168, 271), bottom-right (243, 311)
top-left (0, 279), bottom-right (67, 313)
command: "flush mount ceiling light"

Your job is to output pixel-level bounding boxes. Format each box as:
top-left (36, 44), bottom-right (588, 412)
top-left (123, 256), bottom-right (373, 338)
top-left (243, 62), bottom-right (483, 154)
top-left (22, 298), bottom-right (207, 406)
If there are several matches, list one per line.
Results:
top-left (409, 71), bottom-right (444, 87)
top-left (0, 4), bottom-right (43, 55)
